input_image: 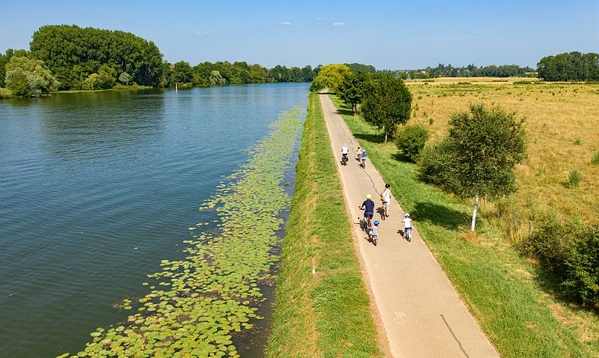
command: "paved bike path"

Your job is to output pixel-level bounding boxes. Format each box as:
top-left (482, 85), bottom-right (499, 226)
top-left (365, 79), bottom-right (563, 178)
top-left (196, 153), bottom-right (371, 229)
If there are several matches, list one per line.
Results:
top-left (319, 93), bottom-right (499, 358)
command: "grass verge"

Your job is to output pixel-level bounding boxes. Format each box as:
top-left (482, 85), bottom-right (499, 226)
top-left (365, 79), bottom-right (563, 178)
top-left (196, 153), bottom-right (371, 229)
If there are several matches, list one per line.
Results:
top-left (266, 93), bottom-right (384, 357)
top-left (329, 95), bottom-right (598, 358)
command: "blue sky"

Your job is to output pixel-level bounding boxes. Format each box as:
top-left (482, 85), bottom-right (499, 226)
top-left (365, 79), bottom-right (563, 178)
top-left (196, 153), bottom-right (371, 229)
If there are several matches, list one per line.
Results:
top-left (0, 0), bottom-right (597, 70)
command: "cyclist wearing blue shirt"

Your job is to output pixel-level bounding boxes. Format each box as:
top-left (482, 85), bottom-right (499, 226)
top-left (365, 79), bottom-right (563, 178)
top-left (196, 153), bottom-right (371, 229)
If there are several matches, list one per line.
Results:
top-left (360, 149), bottom-right (367, 168)
top-left (360, 194), bottom-right (375, 228)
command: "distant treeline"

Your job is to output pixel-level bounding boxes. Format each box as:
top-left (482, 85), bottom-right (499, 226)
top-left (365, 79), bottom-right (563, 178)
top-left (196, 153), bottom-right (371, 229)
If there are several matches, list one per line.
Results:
top-left (407, 63), bottom-right (536, 79)
top-left (407, 52), bottom-right (599, 81)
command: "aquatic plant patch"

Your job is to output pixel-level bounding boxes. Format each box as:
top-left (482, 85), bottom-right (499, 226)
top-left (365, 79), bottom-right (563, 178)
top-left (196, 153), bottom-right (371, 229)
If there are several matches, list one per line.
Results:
top-left (60, 108), bottom-right (304, 358)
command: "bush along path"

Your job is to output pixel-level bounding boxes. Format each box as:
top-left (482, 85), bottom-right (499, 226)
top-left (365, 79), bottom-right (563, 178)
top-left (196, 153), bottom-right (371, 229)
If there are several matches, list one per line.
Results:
top-left (60, 108), bottom-right (304, 358)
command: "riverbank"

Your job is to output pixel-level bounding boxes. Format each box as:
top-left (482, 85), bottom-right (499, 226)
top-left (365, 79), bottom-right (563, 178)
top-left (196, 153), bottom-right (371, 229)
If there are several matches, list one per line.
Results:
top-left (0, 85), bottom-right (155, 99)
top-left (265, 93), bottom-right (385, 357)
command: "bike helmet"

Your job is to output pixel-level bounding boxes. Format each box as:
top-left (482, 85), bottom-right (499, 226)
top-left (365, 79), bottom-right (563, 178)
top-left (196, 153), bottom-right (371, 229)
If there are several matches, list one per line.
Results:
top-left (373, 220), bottom-right (379, 225)
top-left (404, 213), bottom-right (410, 218)
top-left (385, 183), bottom-right (390, 188)
top-left (366, 194), bottom-right (372, 200)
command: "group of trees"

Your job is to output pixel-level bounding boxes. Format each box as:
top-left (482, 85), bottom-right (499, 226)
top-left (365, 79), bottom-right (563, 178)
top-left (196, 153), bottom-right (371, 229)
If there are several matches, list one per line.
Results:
top-left (537, 51), bottom-right (599, 81)
top-left (169, 61), bottom-right (315, 88)
top-left (311, 64), bottom-right (413, 143)
top-left (0, 24), bottom-right (318, 97)
top-left (29, 25), bottom-right (164, 89)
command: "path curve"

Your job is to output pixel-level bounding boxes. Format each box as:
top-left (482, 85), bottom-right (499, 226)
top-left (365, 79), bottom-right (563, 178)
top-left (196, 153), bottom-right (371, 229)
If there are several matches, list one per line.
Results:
top-left (319, 93), bottom-right (499, 358)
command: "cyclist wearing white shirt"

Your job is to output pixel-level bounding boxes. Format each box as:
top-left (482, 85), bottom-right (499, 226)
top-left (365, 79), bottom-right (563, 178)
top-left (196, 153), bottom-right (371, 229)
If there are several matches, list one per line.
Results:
top-left (403, 213), bottom-right (413, 241)
top-left (381, 183), bottom-right (391, 218)
top-left (341, 143), bottom-right (349, 164)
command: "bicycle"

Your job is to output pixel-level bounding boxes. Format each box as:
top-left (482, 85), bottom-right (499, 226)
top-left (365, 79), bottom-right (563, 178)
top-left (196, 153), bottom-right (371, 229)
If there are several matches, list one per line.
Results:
top-left (403, 227), bottom-right (412, 242)
top-left (360, 156), bottom-right (366, 169)
top-left (370, 220), bottom-right (380, 246)
top-left (362, 214), bottom-right (373, 231)
top-left (341, 153), bottom-right (348, 166)
top-left (380, 198), bottom-right (388, 220)
top-left (403, 213), bottom-right (413, 242)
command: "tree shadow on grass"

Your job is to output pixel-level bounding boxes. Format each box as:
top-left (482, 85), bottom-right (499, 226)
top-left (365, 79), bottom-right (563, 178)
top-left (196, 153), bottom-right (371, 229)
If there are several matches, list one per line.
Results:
top-left (353, 132), bottom-right (385, 145)
top-left (391, 152), bottom-right (415, 164)
top-left (412, 201), bottom-right (470, 231)
top-left (335, 107), bottom-right (355, 116)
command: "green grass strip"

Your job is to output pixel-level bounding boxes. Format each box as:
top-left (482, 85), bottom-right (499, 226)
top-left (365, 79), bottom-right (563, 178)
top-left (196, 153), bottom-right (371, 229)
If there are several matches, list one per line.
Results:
top-left (266, 93), bottom-right (384, 358)
top-left (61, 108), bottom-right (304, 358)
top-left (329, 96), bottom-right (596, 358)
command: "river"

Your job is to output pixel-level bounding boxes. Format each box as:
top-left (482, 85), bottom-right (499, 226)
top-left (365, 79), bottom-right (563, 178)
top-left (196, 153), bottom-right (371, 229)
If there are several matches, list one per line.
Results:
top-left (0, 83), bottom-right (309, 357)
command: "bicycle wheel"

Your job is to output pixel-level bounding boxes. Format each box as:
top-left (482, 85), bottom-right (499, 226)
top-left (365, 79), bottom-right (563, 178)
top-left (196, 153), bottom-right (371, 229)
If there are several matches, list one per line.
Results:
top-left (372, 235), bottom-right (377, 246)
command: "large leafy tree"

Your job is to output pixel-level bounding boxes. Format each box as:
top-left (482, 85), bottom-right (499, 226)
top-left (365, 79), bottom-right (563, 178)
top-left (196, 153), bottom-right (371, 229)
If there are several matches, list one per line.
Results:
top-left (420, 103), bottom-right (527, 231)
top-left (171, 61), bottom-right (194, 85)
top-left (361, 73), bottom-right (412, 142)
top-left (309, 64), bottom-right (350, 93)
top-left (337, 70), bottom-right (370, 113)
top-left (5, 56), bottom-right (59, 97)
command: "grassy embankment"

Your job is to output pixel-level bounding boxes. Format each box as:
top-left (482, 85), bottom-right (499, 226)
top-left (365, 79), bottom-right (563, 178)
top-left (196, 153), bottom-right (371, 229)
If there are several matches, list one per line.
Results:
top-left (328, 77), bottom-right (599, 357)
top-left (0, 85), bottom-right (153, 99)
top-left (266, 93), bottom-right (385, 357)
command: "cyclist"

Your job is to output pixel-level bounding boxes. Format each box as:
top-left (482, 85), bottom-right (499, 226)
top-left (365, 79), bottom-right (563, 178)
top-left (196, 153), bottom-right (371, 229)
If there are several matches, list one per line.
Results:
top-left (355, 146), bottom-right (362, 161)
top-left (403, 213), bottom-right (413, 241)
top-left (381, 183), bottom-right (391, 218)
top-left (370, 220), bottom-right (380, 245)
top-left (360, 194), bottom-right (375, 229)
top-left (360, 149), bottom-right (367, 168)
top-left (341, 143), bottom-right (349, 165)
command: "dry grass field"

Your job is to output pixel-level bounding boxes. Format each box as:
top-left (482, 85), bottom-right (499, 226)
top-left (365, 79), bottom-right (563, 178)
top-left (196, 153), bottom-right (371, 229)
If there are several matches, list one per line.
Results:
top-left (405, 77), bottom-right (599, 239)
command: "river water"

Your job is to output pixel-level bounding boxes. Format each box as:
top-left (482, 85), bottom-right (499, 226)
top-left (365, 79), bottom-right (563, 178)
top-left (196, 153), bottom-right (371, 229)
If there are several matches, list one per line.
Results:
top-left (0, 83), bottom-right (309, 357)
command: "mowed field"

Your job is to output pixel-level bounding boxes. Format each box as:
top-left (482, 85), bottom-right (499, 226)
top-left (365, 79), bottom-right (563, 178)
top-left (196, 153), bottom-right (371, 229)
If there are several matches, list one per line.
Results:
top-left (405, 77), bottom-right (599, 234)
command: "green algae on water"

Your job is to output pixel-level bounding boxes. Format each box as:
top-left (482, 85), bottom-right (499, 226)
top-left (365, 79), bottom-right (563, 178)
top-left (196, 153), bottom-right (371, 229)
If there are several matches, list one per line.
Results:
top-left (60, 108), bottom-right (304, 358)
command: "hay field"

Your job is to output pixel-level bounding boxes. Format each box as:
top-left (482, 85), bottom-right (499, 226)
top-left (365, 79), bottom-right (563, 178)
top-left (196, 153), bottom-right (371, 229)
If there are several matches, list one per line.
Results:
top-left (405, 77), bottom-right (599, 226)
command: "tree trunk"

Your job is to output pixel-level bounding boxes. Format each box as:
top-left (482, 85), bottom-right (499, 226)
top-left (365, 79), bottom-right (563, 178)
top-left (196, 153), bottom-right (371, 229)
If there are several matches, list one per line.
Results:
top-left (470, 195), bottom-right (479, 232)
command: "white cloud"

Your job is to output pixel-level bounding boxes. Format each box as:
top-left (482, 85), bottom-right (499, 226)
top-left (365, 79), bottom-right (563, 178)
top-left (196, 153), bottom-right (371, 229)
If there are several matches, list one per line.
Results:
top-left (195, 30), bottom-right (213, 36)
top-left (279, 21), bottom-right (292, 26)
top-left (333, 22), bottom-right (345, 27)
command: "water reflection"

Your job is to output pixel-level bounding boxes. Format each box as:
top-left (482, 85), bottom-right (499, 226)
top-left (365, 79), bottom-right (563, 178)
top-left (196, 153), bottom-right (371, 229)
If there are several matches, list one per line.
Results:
top-left (39, 91), bottom-right (166, 166)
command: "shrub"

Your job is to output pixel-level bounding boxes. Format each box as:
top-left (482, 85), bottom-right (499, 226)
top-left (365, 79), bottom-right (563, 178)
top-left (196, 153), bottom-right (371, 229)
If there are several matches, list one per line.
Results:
top-left (568, 169), bottom-right (581, 188)
top-left (395, 124), bottom-right (429, 162)
top-left (519, 212), bottom-right (569, 271)
top-left (591, 152), bottom-right (599, 166)
top-left (520, 214), bottom-right (599, 310)
top-left (562, 225), bottom-right (599, 310)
